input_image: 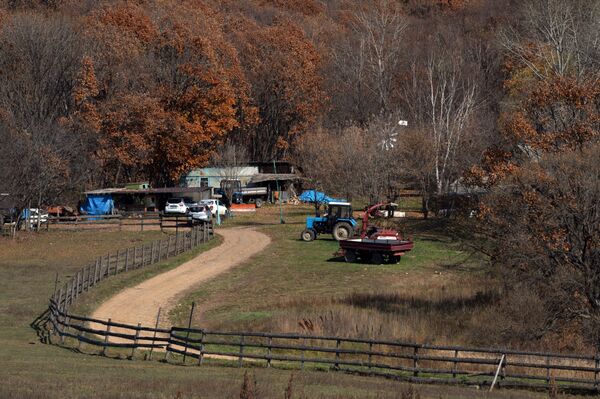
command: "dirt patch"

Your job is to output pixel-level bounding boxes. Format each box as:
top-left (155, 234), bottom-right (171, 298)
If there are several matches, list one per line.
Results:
top-left (91, 227), bottom-right (270, 328)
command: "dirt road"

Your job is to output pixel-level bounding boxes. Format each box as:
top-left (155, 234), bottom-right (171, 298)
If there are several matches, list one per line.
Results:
top-left (91, 227), bottom-right (270, 329)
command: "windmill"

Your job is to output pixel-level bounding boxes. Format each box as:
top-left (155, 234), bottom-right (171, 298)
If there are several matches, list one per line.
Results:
top-left (378, 120), bottom-right (408, 150)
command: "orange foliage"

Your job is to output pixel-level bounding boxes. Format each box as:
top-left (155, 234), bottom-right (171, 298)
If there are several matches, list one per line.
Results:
top-left (80, 0), bottom-right (256, 185)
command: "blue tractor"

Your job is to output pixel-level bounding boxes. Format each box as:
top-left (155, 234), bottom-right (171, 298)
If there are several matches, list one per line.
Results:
top-left (300, 201), bottom-right (358, 242)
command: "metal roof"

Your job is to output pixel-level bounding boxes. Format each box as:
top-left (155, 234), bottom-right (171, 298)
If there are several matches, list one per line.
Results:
top-left (85, 187), bottom-right (210, 195)
top-left (249, 173), bottom-right (303, 183)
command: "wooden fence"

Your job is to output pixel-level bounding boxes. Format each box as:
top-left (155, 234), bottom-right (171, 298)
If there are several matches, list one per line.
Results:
top-left (44, 214), bottom-right (192, 232)
top-left (45, 296), bottom-right (600, 394)
top-left (52, 222), bottom-right (213, 307)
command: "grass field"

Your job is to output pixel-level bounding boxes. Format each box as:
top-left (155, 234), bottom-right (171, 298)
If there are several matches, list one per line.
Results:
top-left (0, 218), bottom-right (566, 398)
top-left (171, 205), bottom-right (497, 347)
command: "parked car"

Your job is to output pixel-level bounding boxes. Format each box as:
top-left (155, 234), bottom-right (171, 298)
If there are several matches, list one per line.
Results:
top-left (187, 205), bottom-right (211, 224)
top-left (165, 198), bottom-right (188, 214)
top-left (199, 199), bottom-right (228, 216)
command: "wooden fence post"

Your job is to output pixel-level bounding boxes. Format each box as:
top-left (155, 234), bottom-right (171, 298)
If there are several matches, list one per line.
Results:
top-left (595, 353), bottom-right (599, 388)
top-left (267, 336), bottom-right (272, 368)
top-left (60, 310), bottom-right (70, 345)
top-left (239, 334), bottom-right (245, 367)
top-left (151, 241), bottom-right (156, 264)
top-left (148, 307), bottom-right (161, 361)
top-left (141, 244), bottom-right (145, 267)
top-left (125, 248), bottom-right (129, 272)
top-left (116, 250), bottom-right (121, 274)
top-left (175, 233), bottom-right (179, 255)
top-left (198, 331), bottom-right (205, 366)
top-left (57, 287), bottom-right (64, 310)
top-left (335, 339), bottom-right (341, 369)
top-left (368, 342), bottom-right (373, 370)
top-left (76, 270), bottom-right (81, 296)
top-left (452, 349), bottom-right (458, 379)
top-left (300, 338), bottom-right (305, 370)
top-left (88, 264), bottom-right (93, 288)
top-left (102, 319), bottom-right (111, 356)
top-left (413, 347), bottom-right (419, 377)
top-left (545, 355), bottom-right (550, 386)
top-left (131, 323), bottom-right (141, 359)
top-left (158, 239), bottom-right (163, 261)
top-left (182, 302), bottom-right (195, 364)
top-left (69, 278), bottom-right (75, 305)
top-left (489, 354), bottom-right (506, 392)
top-left (93, 259), bottom-right (99, 285)
top-left (80, 268), bottom-right (86, 292)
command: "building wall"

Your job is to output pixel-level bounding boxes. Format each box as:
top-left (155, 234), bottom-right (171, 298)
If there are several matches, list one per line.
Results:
top-left (183, 166), bottom-right (259, 188)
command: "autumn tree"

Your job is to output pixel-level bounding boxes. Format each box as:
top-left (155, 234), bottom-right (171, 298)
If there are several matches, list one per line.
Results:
top-left (467, 0), bottom-right (600, 347)
top-left (480, 145), bottom-right (600, 349)
top-left (83, 1), bottom-right (252, 186)
top-left (227, 16), bottom-right (324, 161)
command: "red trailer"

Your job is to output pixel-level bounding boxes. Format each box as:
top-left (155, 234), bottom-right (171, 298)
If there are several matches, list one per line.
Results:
top-left (338, 202), bottom-right (414, 264)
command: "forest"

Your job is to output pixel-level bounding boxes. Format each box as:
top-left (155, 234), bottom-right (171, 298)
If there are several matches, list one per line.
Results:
top-left (0, 0), bottom-right (599, 350)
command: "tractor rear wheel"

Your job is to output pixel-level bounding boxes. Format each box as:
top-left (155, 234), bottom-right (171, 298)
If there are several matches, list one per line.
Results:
top-left (301, 229), bottom-right (316, 242)
top-left (344, 249), bottom-right (357, 263)
top-left (332, 222), bottom-right (353, 241)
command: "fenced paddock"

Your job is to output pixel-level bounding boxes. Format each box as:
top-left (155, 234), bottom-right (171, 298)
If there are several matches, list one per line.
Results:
top-left (36, 220), bottom-right (600, 395)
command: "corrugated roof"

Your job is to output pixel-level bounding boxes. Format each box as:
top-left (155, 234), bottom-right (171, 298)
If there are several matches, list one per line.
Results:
top-left (249, 173), bottom-right (303, 183)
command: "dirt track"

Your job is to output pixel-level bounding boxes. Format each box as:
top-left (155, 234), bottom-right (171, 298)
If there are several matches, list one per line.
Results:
top-left (91, 227), bottom-right (270, 328)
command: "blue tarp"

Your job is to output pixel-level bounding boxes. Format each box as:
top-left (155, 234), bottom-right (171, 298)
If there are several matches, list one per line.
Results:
top-left (298, 190), bottom-right (344, 204)
top-left (81, 194), bottom-right (114, 215)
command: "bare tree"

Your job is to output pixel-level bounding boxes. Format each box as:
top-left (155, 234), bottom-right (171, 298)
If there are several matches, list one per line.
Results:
top-left (0, 14), bottom-right (94, 211)
top-left (401, 50), bottom-right (480, 195)
top-left (499, 0), bottom-right (600, 82)
top-left (296, 119), bottom-right (403, 204)
top-left (354, 0), bottom-right (408, 114)
top-left (327, 0), bottom-right (408, 123)
top-left (210, 140), bottom-right (249, 202)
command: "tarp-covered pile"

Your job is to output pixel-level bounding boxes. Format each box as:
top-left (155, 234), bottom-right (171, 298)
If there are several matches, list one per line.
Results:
top-left (80, 194), bottom-right (114, 215)
top-left (298, 190), bottom-right (344, 204)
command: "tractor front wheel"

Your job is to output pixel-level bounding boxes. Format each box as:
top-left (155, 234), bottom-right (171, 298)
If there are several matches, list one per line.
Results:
top-left (332, 222), bottom-right (353, 241)
top-left (301, 229), bottom-right (316, 242)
